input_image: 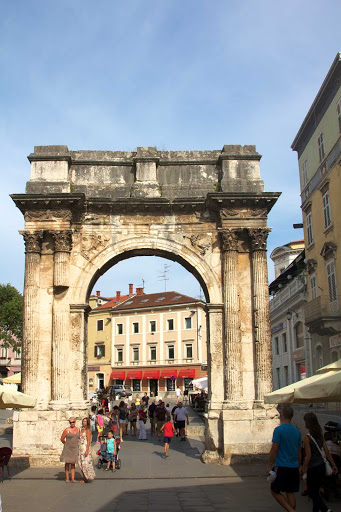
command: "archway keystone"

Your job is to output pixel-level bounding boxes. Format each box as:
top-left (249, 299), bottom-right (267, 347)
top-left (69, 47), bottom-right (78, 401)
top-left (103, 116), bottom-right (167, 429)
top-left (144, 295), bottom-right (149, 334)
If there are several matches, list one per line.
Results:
top-left (11, 145), bottom-right (280, 465)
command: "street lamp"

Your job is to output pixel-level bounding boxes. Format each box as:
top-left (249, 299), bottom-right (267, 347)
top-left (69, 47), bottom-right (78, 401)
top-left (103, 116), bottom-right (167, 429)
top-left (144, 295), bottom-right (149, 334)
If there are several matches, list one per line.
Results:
top-left (286, 310), bottom-right (298, 321)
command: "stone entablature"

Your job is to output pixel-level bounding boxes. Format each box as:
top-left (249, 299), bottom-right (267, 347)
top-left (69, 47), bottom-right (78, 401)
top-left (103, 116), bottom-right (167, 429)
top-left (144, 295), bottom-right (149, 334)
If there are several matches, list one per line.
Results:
top-left (11, 145), bottom-right (280, 466)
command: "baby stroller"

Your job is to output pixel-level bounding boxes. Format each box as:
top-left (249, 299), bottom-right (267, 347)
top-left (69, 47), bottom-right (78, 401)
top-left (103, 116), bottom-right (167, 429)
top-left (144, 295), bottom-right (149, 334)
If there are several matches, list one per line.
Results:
top-left (97, 437), bottom-right (121, 470)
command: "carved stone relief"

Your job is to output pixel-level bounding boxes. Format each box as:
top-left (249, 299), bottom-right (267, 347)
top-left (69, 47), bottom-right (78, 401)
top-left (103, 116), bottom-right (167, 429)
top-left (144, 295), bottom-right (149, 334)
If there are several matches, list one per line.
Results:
top-left (220, 229), bottom-right (240, 252)
top-left (20, 231), bottom-right (44, 253)
top-left (25, 210), bottom-right (72, 222)
top-left (80, 232), bottom-right (111, 261)
top-left (220, 208), bottom-right (268, 220)
top-left (183, 234), bottom-right (211, 256)
top-left (248, 228), bottom-right (271, 251)
top-left (51, 230), bottom-right (73, 253)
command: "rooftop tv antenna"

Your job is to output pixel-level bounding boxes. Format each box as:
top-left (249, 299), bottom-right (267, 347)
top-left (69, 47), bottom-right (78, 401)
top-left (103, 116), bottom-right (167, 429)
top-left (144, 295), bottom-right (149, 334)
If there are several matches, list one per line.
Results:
top-left (158, 264), bottom-right (170, 292)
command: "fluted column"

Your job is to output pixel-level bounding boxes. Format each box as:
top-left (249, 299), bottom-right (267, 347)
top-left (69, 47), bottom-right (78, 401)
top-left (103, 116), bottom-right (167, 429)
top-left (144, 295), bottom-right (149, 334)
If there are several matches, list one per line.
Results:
top-left (50, 230), bottom-right (73, 407)
top-left (69, 304), bottom-right (90, 408)
top-left (220, 229), bottom-right (243, 401)
top-left (248, 228), bottom-right (273, 400)
top-left (21, 231), bottom-right (43, 398)
top-left (205, 303), bottom-right (224, 408)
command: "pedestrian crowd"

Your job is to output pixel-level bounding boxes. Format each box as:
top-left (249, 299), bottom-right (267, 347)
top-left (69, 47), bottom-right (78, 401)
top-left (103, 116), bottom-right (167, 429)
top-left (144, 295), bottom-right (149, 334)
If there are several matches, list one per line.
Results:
top-left (59, 391), bottom-right (189, 483)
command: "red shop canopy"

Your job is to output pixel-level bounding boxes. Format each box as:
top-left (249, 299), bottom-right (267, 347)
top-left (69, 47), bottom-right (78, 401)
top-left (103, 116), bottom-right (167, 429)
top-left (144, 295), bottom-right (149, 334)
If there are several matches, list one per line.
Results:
top-left (126, 370), bottom-right (143, 380)
top-left (178, 368), bottom-right (195, 379)
top-left (110, 371), bottom-right (126, 380)
top-left (143, 370), bottom-right (160, 379)
top-left (160, 369), bottom-right (178, 379)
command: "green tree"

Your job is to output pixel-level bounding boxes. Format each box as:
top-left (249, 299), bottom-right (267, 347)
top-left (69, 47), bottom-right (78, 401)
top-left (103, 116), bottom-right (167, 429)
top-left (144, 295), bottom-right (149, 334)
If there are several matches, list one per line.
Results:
top-left (0, 284), bottom-right (23, 352)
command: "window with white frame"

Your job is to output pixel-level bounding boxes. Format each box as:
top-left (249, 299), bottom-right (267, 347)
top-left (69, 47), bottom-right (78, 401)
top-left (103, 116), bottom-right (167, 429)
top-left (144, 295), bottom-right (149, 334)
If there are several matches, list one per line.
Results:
top-left (133, 347), bottom-right (139, 361)
top-left (185, 317), bottom-right (192, 329)
top-left (185, 344), bottom-right (193, 358)
top-left (94, 345), bottom-right (105, 357)
top-left (306, 212), bottom-right (314, 246)
top-left (322, 191), bottom-right (332, 229)
top-left (133, 322), bottom-right (139, 334)
top-left (117, 348), bottom-right (123, 362)
top-left (310, 273), bottom-right (317, 299)
top-left (167, 319), bottom-right (174, 331)
top-left (150, 320), bottom-right (156, 333)
top-left (337, 98), bottom-right (341, 132)
top-left (150, 346), bottom-right (156, 361)
top-left (14, 350), bottom-right (21, 359)
top-left (168, 345), bottom-right (175, 360)
top-left (318, 132), bottom-right (325, 162)
top-left (302, 159), bottom-right (308, 186)
top-left (326, 260), bottom-right (338, 305)
top-left (0, 348), bottom-right (8, 358)
top-left (97, 319), bottom-right (104, 331)
top-left (117, 323), bottom-right (123, 335)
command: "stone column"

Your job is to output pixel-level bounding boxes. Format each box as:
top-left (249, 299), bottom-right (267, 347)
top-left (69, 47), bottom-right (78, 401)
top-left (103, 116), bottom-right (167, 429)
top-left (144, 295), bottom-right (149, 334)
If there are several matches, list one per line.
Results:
top-left (220, 229), bottom-right (243, 401)
top-left (20, 231), bottom-right (43, 398)
top-left (69, 304), bottom-right (90, 409)
top-left (248, 228), bottom-right (273, 400)
top-left (50, 230), bottom-right (73, 407)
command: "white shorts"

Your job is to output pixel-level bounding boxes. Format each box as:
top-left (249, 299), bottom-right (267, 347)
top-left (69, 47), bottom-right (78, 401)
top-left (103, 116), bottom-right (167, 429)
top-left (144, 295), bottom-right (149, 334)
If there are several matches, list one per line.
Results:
top-left (119, 419), bottom-right (126, 424)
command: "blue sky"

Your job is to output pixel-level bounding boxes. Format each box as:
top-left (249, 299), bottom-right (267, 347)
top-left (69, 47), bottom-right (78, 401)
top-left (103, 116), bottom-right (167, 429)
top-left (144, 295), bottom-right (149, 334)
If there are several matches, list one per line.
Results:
top-left (0, 1), bottom-right (339, 298)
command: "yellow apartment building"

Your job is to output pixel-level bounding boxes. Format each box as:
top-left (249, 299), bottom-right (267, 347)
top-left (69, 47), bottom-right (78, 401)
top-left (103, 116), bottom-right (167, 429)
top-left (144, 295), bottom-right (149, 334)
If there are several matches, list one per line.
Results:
top-left (87, 286), bottom-right (207, 397)
top-left (292, 52), bottom-right (341, 371)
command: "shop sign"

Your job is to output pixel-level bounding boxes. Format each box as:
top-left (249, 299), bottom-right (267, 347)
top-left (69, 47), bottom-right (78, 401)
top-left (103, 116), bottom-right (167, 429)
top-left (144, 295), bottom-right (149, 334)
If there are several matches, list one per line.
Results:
top-left (271, 322), bottom-right (283, 334)
top-left (88, 366), bottom-right (100, 371)
top-left (293, 348), bottom-right (305, 362)
top-left (329, 334), bottom-right (341, 348)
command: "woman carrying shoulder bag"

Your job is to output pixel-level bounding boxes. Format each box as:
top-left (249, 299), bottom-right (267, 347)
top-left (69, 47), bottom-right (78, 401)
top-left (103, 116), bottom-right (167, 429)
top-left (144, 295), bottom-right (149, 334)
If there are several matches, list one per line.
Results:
top-left (302, 413), bottom-right (337, 512)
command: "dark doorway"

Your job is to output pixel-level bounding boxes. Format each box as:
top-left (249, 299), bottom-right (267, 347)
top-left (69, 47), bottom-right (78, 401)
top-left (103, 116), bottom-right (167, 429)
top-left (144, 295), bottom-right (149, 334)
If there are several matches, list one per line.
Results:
top-left (149, 379), bottom-right (158, 397)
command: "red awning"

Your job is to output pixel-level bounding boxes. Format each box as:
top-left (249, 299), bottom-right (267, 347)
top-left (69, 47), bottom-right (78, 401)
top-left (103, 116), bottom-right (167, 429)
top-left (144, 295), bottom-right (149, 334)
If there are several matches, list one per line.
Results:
top-left (160, 369), bottom-right (178, 379)
top-left (143, 370), bottom-right (160, 379)
top-left (110, 371), bottom-right (126, 380)
top-left (126, 370), bottom-right (143, 380)
top-left (178, 368), bottom-right (195, 379)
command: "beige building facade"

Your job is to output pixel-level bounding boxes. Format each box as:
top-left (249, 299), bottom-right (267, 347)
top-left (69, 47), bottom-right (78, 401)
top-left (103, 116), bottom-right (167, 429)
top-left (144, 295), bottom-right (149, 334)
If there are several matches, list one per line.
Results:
top-left (292, 52), bottom-right (341, 372)
top-left (12, 144), bottom-right (279, 465)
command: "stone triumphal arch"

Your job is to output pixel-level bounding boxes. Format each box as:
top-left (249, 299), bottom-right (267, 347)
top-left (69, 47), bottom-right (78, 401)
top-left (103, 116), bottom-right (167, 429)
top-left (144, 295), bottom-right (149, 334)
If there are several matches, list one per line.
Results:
top-left (12, 145), bottom-right (279, 465)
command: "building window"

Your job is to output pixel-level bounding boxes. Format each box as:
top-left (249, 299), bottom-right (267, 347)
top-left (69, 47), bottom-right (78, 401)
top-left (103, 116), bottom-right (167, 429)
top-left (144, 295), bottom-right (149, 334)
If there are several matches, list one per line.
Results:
top-left (337, 98), bottom-right (341, 132)
top-left (302, 159), bottom-right (308, 186)
top-left (283, 366), bottom-right (289, 386)
top-left (326, 260), bottom-right (338, 305)
top-left (117, 348), bottom-right (123, 362)
top-left (167, 319), bottom-right (174, 331)
top-left (133, 322), bottom-right (139, 334)
top-left (117, 323), bottom-right (123, 335)
top-left (0, 348), bottom-right (8, 358)
top-left (282, 333), bottom-right (287, 353)
top-left (295, 322), bottom-right (304, 349)
top-left (94, 345), bottom-right (105, 357)
top-left (185, 344), bottom-right (193, 358)
top-left (150, 320), bottom-right (156, 333)
top-left (322, 191), bottom-right (332, 229)
top-left (185, 317), bottom-right (192, 329)
top-left (133, 347), bottom-right (139, 362)
top-left (167, 378), bottom-right (175, 391)
top-left (132, 379), bottom-right (141, 391)
top-left (184, 378), bottom-right (193, 391)
top-left (97, 319), bottom-right (104, 331)
top-left (14, 350), bottom-right (21, 359)
top-left (276, 367), bottom-right (281, 389)
top-left (116, 379), bottom-right (123, 385)
top-left (150, 346), bottom-right (156, 361)
top-left (168, 345), bottom-right (175, 360)
top-left (331, 350), bottom-right (339, 363)
top-left (316, 345), bottom-right (323, 370)
top-left (318, 132), bottom-right (325, 162)
top-left (310, 273), bottom-right (317, 300)
top-left (306, 212), bottom-right (314, 246)
top-left (274, 337), bottom-right (279, 356)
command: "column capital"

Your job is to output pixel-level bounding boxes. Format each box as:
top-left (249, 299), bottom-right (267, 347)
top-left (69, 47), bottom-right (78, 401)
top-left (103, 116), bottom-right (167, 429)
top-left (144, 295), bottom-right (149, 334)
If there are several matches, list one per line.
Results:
top-left (51, 230), bottom-right (73, 253)
top-left (248, 228), bottom-right (271, 251)
top-left (219, 229), bottom-right (241, 252)
top-left (20, 230), bottom-right (44, 253)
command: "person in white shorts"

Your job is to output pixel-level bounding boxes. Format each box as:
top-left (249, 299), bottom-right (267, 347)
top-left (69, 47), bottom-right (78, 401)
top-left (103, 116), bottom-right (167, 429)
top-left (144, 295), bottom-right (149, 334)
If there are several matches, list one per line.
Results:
top-left (173, 402), bottom-right (189, 441)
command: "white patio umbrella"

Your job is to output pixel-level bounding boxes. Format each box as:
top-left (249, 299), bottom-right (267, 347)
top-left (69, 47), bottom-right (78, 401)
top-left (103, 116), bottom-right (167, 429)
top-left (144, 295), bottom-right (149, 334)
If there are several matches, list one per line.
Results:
top-left (316, 359), bottom-right (341, 373)
top-left (0, 384), bottom-right (36, 409)
top-left (192, 376), bottom-right (208, 391)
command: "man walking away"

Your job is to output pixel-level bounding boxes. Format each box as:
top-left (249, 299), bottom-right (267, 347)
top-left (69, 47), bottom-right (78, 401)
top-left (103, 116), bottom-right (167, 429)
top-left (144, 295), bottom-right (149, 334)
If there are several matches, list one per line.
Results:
top-left (173, 402), bottom-right (189, 441)
top-left (267, 405), bottom-right (302, 512)
top-left (154, 402), bottom-right (168, 440)
top-left (148, 400), bottom-right (157, 435)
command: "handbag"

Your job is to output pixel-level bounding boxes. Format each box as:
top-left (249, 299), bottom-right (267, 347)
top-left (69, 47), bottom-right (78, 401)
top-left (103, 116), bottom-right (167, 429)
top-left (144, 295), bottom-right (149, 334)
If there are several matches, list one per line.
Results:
top-left (308, 434), bottom-right (333, 476)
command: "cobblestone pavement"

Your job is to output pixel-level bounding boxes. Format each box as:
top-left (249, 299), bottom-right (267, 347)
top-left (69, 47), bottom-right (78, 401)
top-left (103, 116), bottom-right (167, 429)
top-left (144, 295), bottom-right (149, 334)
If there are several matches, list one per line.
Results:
top-left (0, 429), bottom-right (324, 512)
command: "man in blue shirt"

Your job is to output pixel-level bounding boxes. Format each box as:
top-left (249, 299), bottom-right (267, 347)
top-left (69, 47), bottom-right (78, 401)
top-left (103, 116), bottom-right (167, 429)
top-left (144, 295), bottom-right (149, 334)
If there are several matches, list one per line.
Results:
top-left (267, 405), bottom-right (302, 512)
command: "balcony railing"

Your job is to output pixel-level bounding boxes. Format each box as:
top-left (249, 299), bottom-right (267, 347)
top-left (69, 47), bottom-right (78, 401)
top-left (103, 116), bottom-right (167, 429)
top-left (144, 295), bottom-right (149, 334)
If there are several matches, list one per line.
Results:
top-left (0, 358), bottom-right (11, 366)
top-left (270, 278), bottom-right (306, 313)
top-left (304, 296), bottom-right (341, 324)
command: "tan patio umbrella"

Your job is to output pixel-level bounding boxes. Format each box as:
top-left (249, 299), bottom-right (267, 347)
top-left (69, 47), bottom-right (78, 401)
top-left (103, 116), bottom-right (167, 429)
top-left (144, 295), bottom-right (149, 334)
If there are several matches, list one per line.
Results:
top-left (264, 370), bottom-right (341, 404)
top-left (316, 359), bottom-right (341, 373)
top-left (0, 384), bottom-right (36, 409)
top-left (2, 372), bottom-right (21, 384)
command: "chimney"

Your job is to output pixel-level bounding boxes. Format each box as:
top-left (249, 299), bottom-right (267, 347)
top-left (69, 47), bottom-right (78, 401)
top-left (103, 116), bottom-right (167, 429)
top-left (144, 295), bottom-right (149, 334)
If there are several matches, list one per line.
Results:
top-left (96, 291), bottom-right (100, 297)
top-left (136, 287), bottom-right (143, 295)
top-left (116, 291), bottom-right (121, 299)
top-left (129, 283), bottom-right (133, 295)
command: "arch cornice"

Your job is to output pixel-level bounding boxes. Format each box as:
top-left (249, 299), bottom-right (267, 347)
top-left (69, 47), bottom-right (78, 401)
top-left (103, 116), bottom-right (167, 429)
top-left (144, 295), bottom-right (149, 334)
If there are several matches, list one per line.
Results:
top-left (71, 234), bottom-right (222, 305)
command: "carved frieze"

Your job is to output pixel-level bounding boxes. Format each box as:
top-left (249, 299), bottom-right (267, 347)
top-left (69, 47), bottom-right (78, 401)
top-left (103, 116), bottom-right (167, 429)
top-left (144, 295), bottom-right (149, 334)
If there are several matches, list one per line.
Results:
top-left (220, 208), bottom-right (268, 220)
top-left (81, 232), bottom-right (111, 261)
top-left (81, 213), bottom-right (111, 225)
top-left (51, 230), bottom-right (73, 253)
top-left (248, 228), bottom-right (271, 251)
top-left (183, 234), bottom-right (211, 256)
top-left (20, 231), bottom-right (43, 253)
top-left (25, 210), bottom-right (72, 222)
top-left (220, 229), bottom-right (240, 252)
